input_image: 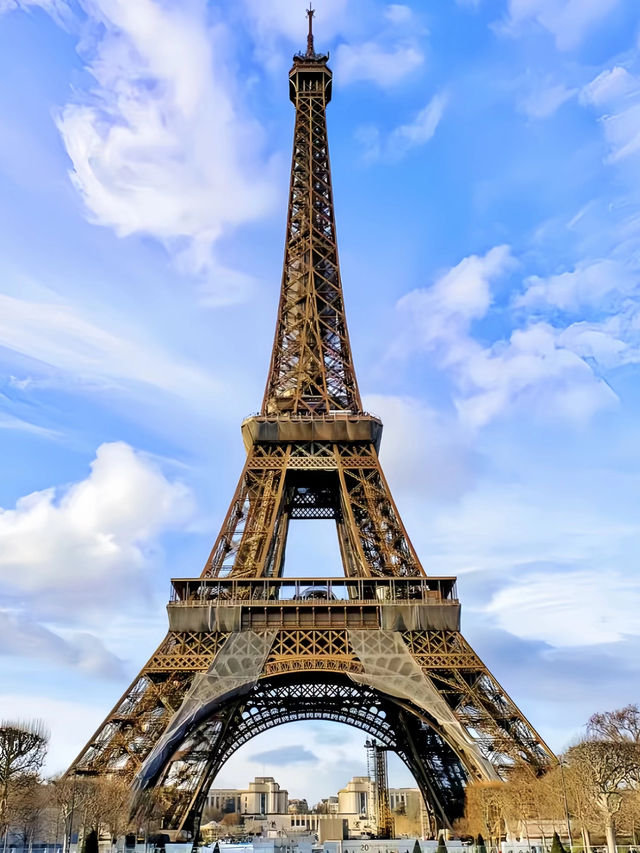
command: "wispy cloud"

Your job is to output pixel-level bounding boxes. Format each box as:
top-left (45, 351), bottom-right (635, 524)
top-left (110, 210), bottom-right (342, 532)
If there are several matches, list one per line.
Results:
top-left (27, 0), bottom-right (278, 304)
top-left (0, 611), bottom-right (125, 679)
top-left (486, 569), bottom-right (640, 647)
top-left (0, 411), bottom-right (60, 439)
top-left (250, 745), bottom-right (318, 765)
top-left (334, 40), bottom-right (424, 88)
top-left (579, 66), bottom-right (640, 165)
top-left (497, 0), bottom-right (623, 51)
top-left (0, 0), bottom-right (70, 25)
top-left (358, 92), bottom-right (447, 162)
top-left (0, 293), bottom-right (218, 401)
top-left (519, 81), bottom-right (577, 119)
top-left (581, 66), bottom-right (640, 107)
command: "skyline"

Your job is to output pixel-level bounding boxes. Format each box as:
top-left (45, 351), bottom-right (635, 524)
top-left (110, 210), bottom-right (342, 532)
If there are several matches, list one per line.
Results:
top-left (0, 0), bottom-right (639, 805)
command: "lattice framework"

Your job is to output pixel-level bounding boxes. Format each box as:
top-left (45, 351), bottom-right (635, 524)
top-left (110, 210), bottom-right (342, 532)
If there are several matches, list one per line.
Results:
top-left (67, 15), bottom-right (555, 843)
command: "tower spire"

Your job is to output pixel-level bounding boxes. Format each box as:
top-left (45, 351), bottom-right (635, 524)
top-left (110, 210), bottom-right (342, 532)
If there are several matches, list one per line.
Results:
top-left (306, 5), bottom-right (315, 56)
top-left (263, 9), bottom-right (360, 415)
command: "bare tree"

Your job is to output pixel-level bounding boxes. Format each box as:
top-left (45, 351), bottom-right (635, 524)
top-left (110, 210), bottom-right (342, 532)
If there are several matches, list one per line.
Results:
top-left (9, 778), bottom-right (48, 847)
top-left (566, 739), bottom-right (640, 853)
top-left (464, 781), bottom-right (510, 843)
top-left (588, 705), bottom-right (640, 745)
top-left (0, 720), bottom-right (49, 838)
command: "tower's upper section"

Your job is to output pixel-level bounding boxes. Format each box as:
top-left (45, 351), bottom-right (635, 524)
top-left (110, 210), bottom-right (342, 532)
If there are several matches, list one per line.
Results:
top-left (261, 9), bottom-right (362, 417)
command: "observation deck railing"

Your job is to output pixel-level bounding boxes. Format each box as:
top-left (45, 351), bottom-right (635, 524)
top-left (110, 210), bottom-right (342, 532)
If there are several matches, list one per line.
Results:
top-left (170, 575), bottom-right (458, 606)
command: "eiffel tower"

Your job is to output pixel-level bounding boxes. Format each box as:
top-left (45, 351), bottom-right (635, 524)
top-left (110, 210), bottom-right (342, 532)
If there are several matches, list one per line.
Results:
top-left (69, 10), bottom-right (554, 838)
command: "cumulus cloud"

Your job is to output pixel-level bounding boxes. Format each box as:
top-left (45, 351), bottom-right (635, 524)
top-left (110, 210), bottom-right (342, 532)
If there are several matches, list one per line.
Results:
top-left (0, 441), bottom-right (194, 618)
top-left (499, 0), bottom-right (622, 51)
top-left (517, 259), bottom-right (638, 313)
top-left (396, 246), bottom-right (618, 428)
top-left (486, 570), bottom-right (640, 647)
top-left (0, 293), bottom-right (217, 401)
top-left (51, 0), bottom-right (278, 303)
top-left (516, 260), bottom-right (640, 370)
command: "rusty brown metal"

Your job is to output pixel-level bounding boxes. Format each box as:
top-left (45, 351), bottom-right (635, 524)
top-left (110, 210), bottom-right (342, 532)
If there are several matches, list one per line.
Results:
top-left (67, 18), bottom-right (555, 841)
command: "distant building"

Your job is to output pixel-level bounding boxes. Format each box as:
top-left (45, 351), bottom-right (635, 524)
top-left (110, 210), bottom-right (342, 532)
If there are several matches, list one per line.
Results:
top-left (242, 777), bottom-right (289, 817)
top-left (204, 775), bottom-right (425, 841)
top-left (205, 788), bottom-right (243, 814)
top-left (205, 777), bottom-right (288, 817)
top-left (337, 776), bottom-right (375, 825)
top-left (389, 787), bottom-right (425, 837)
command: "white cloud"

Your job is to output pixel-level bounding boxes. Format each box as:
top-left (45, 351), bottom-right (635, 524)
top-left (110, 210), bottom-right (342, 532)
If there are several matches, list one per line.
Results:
top-left (0, 293), bottom-right (217, 401)
top-left (397, 245), bottom-right (513, 353)
top-left (601, 103), bottom-right (640, 164)
top-left (518, 259), bottom-right (637, 312)
top-left (0, 0), bottom-right (69, 24)
top-left (54, 0), bottom-right (278, 299)
top-left (390, 92), bottom-right (448, 153)
top-left (455, 323), bottom-right (617, 428)
top-left (0, 411), bottom-right (60, 439)
top-left (559, 308), bottom-right (640, 369)
top-left (500, 0), bottom-right (622, 51)
top-left (0, 611), bottom-right (124, 678)
top-left (579, 67), bottom-right (640, 165)
top-left (519, 82), bottom-right (577, 119)
top-left (384, 4), bottom-right (413, 24)
top-left (410, 467), bottom-right (640, 581)
top-left (396, 246), bottom-right (618, 428)
top-left (364, 394), bottom-right (475, 501)
top-left (486, 570), bottom-right (640, 647)
top-left (334, 40), bottom-right (424, 88)
top-left (581, 67), bottom-right (639, 107)
top-left (358, 92), bottom-right (447, 162)
top-left (517, 260), bottom-right (640, 371)
top-left (0, 441), bottom-right (194, 618)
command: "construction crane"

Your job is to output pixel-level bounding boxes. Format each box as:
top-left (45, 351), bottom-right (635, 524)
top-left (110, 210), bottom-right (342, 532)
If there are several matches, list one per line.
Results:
top-left (365, 739), bottom-right (394, 839)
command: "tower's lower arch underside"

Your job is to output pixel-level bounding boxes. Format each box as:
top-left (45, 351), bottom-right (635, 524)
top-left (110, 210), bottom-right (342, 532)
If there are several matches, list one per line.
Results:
top-left (133, 671), bottom-right (481, 837)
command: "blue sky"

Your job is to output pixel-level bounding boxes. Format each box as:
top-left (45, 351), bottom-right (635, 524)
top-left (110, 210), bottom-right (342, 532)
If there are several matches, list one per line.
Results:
top-left (1, 0), bottom-right (640, 805)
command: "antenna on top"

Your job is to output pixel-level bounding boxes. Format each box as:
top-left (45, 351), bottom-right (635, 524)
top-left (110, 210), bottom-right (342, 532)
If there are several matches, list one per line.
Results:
top-left (306, 4), bottom-right (315, 56)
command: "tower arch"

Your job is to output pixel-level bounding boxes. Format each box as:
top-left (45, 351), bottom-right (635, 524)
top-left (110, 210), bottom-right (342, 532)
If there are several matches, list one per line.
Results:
top-left (137, 672), bottom-right (469, 835)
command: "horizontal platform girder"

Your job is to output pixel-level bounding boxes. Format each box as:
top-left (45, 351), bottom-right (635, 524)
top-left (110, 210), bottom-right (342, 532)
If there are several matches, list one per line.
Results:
top-left (241, 413), bottom-right (383, 451)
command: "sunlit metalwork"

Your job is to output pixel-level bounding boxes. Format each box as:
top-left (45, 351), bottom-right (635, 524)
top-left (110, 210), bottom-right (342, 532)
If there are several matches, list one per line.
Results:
top-left (68, 10), bottom-right (554, 840)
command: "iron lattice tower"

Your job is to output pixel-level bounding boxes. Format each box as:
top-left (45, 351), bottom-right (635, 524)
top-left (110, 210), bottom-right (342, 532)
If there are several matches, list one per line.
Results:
top-left (68, 12), bottom-right (554, 838)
